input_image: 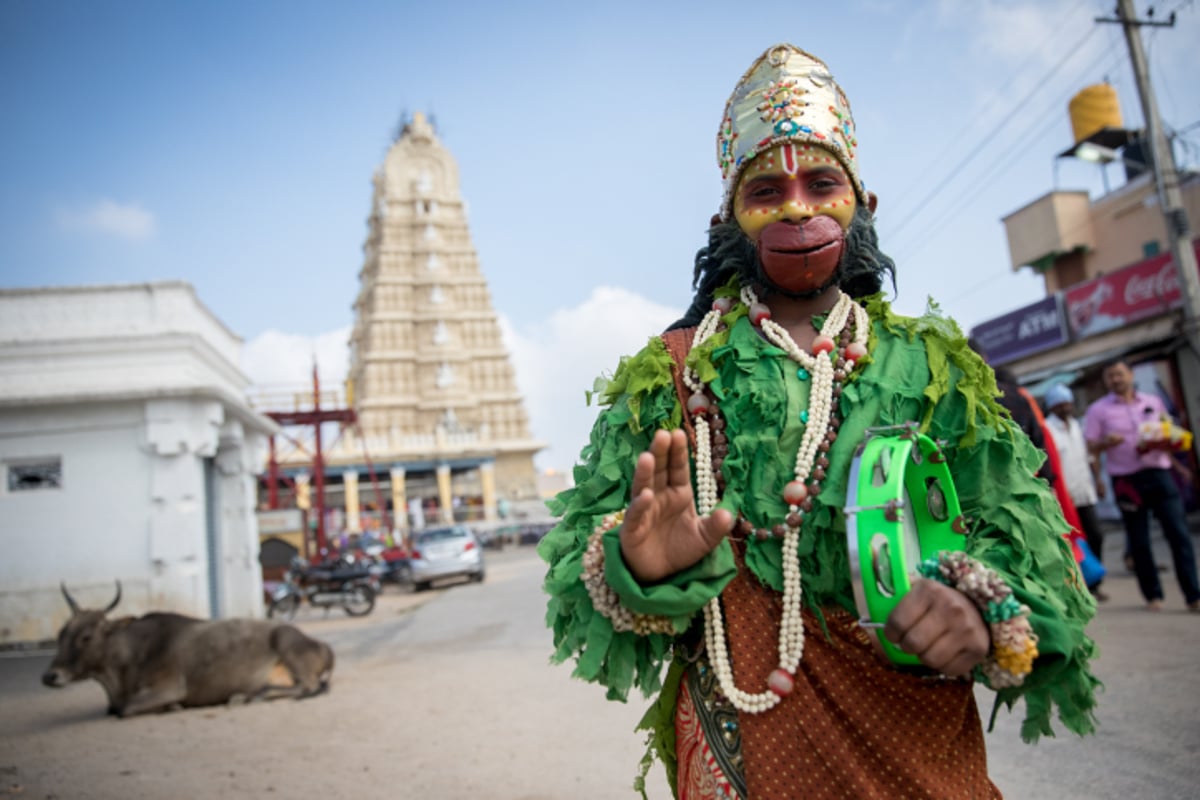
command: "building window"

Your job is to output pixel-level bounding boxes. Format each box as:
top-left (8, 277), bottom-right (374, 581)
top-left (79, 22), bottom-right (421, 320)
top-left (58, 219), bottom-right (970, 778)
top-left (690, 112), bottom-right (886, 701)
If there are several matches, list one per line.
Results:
top-left (7, 458), bottom-right (62, 491)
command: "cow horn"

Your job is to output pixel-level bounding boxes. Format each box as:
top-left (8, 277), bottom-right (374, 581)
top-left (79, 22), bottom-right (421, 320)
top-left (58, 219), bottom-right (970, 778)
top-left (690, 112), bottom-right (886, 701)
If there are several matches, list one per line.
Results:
top-left (60, 583), bottom-right (80, 615)
top-left (104, 581), bottom-right (122, 613)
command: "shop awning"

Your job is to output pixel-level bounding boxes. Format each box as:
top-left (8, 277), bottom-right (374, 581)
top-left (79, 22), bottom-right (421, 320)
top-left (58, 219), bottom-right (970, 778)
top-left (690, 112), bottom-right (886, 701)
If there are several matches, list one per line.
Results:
top-left (1011, 312), bottom-right (1184, 385)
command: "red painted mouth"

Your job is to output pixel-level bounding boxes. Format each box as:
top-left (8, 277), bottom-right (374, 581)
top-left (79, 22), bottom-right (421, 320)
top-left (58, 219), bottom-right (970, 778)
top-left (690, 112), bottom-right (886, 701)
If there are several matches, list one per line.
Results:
top-left (757, 218), bottom-right (845, 293)
top-left (759, 216), bottom-right (843, 254)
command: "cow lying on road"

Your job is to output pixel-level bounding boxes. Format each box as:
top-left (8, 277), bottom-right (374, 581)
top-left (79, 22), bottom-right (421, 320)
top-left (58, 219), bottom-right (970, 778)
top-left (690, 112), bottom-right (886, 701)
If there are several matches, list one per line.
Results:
top-left (42, 582), bottom-right (335, 717)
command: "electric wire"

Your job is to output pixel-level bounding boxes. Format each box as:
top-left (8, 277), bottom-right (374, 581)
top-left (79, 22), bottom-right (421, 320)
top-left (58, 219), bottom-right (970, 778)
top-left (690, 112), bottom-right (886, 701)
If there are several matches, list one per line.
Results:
top-left (880, 0), bottom-right (1094, 219)
top-left (877, 24), bottom-right (1102, 245)
top-left (887, 38), bottom-right (1126, 267)
top-left (888, 1), bottom-right (1196, 317)
top-left (888, 46), bottom-right (1130, 304)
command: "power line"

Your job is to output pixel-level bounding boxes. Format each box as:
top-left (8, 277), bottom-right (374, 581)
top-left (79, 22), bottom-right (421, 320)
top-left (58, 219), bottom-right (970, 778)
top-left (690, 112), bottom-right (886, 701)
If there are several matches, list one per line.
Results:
top-left (895, 1), bottom-right (1198, 314)
top-left (887, 48), bottom-right (1128, 303)
top-left (939, 269), bottom-right (1017, 306)
top-left (886, 40), bottom-right (1125, 268)
top-left (878, 25), bottom-right (1101, 245)
top-left (881, 0), bottom-right (1094, 217)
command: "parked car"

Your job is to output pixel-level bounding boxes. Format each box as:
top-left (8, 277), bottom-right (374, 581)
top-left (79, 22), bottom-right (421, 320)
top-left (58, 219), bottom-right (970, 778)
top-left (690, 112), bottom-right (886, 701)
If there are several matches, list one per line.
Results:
top-left (408, 525), bottom-right (485, 591)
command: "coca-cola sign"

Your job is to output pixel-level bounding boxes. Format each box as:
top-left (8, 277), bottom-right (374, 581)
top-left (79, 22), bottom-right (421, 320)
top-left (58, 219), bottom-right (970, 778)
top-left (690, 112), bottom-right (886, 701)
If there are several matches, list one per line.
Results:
top-left (1123, 262), bottom-right (1178, 306)
top-left (1064, 240), bottom-right (1200, 340)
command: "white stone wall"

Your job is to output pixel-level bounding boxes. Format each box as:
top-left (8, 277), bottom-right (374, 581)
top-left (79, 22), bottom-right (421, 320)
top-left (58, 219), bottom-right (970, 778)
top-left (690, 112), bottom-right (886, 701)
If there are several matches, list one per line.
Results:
top-left (0, 402), bottom-right (153, 642)
top-left (0, 283), bottom-right (276, 645)
top-left (0, 282), bottom-right (246, 405)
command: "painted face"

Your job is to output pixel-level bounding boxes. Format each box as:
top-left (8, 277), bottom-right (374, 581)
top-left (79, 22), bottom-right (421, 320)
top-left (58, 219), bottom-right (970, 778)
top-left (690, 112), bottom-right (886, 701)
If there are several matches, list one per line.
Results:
top-left (733, 143), bottom-right (858, 294)
top-left (733, 142), bottom-right (857, 239)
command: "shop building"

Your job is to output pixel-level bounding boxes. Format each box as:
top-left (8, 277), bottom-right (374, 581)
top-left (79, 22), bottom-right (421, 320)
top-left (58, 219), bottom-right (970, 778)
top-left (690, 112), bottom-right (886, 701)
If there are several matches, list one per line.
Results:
top-left (0, 283), bottom-right (277, 644)
top-left (971, 84), bottom-right (1199, 499)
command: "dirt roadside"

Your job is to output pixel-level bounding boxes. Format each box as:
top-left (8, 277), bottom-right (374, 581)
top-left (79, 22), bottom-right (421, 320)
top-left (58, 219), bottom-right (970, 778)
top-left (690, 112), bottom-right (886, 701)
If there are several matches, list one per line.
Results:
top-left (0, 550), bottom-right (664, 800)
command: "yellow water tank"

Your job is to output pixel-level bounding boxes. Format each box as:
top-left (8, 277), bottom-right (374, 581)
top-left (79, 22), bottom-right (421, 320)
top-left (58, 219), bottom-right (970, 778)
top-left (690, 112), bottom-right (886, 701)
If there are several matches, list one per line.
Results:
top-left (1069, 84), bottom-right (1123, 144)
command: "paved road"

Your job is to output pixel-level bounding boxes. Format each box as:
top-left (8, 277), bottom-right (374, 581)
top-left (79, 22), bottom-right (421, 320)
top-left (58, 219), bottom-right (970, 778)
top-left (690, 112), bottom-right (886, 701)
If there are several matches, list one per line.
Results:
top-left (1, 536), bottom-right (1198, 799)
top-left (981, 527), bottom-right (1200, 799)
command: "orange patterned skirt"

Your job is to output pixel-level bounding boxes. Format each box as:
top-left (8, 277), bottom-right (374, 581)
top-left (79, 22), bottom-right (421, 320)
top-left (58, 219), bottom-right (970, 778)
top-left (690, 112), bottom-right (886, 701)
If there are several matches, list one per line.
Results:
top-left (676, 566), bottom-right (1002, 799)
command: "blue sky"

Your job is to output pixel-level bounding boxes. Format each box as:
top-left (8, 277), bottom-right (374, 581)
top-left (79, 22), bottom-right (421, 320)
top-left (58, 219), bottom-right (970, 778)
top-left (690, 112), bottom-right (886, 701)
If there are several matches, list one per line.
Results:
top-left (2, 0), bottom-right (1197, 472)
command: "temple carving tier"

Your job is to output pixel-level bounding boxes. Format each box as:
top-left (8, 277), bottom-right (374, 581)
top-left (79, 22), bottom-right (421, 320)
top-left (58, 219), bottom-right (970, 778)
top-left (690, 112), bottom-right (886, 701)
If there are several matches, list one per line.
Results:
top-left (295, 112), bottom-right (544, 536)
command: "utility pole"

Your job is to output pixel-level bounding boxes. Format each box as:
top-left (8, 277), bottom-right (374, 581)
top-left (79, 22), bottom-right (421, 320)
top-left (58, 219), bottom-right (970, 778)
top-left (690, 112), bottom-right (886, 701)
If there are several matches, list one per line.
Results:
top-left (1099, 0), bottom-right (1200, 360)
top-left (263, 366), bottom-right (357, 557)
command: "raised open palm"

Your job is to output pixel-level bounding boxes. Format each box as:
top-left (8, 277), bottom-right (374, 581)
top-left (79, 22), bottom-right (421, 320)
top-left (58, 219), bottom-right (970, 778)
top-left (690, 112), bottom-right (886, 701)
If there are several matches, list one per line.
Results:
top-left (620, 429), bottom-right (734, 583)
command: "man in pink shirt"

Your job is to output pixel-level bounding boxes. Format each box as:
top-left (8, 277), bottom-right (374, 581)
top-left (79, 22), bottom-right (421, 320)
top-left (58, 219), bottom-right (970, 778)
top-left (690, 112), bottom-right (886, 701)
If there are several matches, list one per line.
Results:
top-left (1084, 360), bottom-right (1199, 611)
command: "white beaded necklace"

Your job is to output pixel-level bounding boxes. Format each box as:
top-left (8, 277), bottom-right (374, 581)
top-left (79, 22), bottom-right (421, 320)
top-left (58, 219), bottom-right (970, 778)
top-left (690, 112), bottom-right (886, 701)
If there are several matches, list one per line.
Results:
top-left (682, 286), bottom-right (869, 713)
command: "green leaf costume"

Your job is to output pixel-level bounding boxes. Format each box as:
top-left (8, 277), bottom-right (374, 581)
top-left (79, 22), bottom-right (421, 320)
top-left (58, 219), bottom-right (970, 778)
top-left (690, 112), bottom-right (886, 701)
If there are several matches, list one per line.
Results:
top-left (539, 295), bottom-right (1099, 795)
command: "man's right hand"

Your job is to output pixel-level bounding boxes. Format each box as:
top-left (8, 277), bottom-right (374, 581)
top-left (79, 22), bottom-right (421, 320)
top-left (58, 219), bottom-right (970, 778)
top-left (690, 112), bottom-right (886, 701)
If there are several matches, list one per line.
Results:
top-left (1103, 432), bottom-right (1124, 448)
top-left (620, 429), bottom-right (734, 584)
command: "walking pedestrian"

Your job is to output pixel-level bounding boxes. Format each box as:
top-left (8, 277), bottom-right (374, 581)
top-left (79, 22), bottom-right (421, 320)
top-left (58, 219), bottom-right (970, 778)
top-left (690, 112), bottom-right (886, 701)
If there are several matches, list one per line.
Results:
top-left (1045, 383), bottom-right (1108, 600)
top-left (1084, 360), bottom-right (1200, 611)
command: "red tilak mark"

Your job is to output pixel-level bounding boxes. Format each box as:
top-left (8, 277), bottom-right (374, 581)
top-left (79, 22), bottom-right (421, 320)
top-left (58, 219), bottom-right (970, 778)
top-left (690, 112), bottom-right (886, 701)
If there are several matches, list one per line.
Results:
top-left (783, 143), bottom-right (796, 175)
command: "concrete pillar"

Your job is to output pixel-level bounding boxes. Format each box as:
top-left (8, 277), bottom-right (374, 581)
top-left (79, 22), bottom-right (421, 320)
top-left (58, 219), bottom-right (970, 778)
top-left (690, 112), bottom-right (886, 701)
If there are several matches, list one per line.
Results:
top-left (480, 461), bottom-right (498, 521)
top-left (389, 466), bottom-right (407, 538)
top-left (343, 470), bottom-right (361, 534)
top-left (436, 463), bottom-right (454, 524)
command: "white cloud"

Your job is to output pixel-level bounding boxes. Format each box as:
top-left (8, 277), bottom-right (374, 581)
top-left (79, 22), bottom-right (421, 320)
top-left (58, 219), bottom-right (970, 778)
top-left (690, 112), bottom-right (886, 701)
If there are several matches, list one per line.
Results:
top-left (241, 326), bottom-right (351, 391)
top-left (56, 199), bottom-right (156, 241)
top-left (500, 286), bottom-right (682, 473)
top-left (921, 1), bottom-right (1111, 115)
top-left (952, 0), bottom-right (1073, 61)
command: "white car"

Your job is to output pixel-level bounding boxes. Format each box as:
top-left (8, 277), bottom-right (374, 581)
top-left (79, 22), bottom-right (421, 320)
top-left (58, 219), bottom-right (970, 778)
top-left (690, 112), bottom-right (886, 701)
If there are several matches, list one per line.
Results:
top-left (408, 526), bottom-right (485, 591)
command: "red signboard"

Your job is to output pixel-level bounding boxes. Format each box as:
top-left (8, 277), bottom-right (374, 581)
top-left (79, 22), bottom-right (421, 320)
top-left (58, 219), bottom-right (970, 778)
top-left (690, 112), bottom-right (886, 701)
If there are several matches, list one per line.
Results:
top-left (1064, 240), bottom-right (1200, 340)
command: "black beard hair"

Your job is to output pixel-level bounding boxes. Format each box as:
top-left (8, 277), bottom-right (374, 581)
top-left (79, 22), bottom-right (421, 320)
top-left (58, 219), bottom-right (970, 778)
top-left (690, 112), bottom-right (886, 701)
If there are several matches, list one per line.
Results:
top-left (666, 206), bottom-right (897, 331)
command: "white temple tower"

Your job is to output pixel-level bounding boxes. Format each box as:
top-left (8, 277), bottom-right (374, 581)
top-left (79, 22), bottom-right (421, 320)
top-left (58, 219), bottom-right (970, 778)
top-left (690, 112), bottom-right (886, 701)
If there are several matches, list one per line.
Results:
top-left (340, 112), bottom-right (543, 530)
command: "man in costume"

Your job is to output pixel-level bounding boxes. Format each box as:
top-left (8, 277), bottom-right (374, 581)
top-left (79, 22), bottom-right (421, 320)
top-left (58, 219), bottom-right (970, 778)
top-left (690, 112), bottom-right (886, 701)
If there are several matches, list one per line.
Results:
top-left (540, 44), bottom-right (1098, 799)
top-left (1084, 360), bottom-right (1200, 612)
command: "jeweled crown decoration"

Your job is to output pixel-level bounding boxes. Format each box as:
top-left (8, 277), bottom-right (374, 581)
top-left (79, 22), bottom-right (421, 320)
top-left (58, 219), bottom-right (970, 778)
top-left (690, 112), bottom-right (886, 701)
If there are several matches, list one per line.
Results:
top-left (718, 44), bottom-right (864, 220)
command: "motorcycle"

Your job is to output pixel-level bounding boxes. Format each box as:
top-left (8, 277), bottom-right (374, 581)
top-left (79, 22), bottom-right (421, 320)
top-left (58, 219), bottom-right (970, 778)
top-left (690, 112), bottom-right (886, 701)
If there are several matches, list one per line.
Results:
top-left (268, 554), bottom-right (379, 620)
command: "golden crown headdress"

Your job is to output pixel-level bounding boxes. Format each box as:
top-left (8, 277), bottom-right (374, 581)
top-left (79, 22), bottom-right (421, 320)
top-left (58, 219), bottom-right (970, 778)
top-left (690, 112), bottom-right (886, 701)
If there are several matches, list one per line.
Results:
top-left (718, 44), bottom-right (864, 221)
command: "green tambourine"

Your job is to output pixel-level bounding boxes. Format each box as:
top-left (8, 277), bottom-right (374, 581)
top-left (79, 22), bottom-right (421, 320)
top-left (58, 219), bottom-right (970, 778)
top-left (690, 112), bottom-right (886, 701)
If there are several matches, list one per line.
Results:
top-left (843, 423), bottom-right (969, 665)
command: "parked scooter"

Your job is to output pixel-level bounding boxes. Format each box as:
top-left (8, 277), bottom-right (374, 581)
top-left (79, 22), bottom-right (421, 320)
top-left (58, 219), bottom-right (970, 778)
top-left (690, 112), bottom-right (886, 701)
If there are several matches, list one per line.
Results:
top-left (268, 553), bottom-right (378, 620)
